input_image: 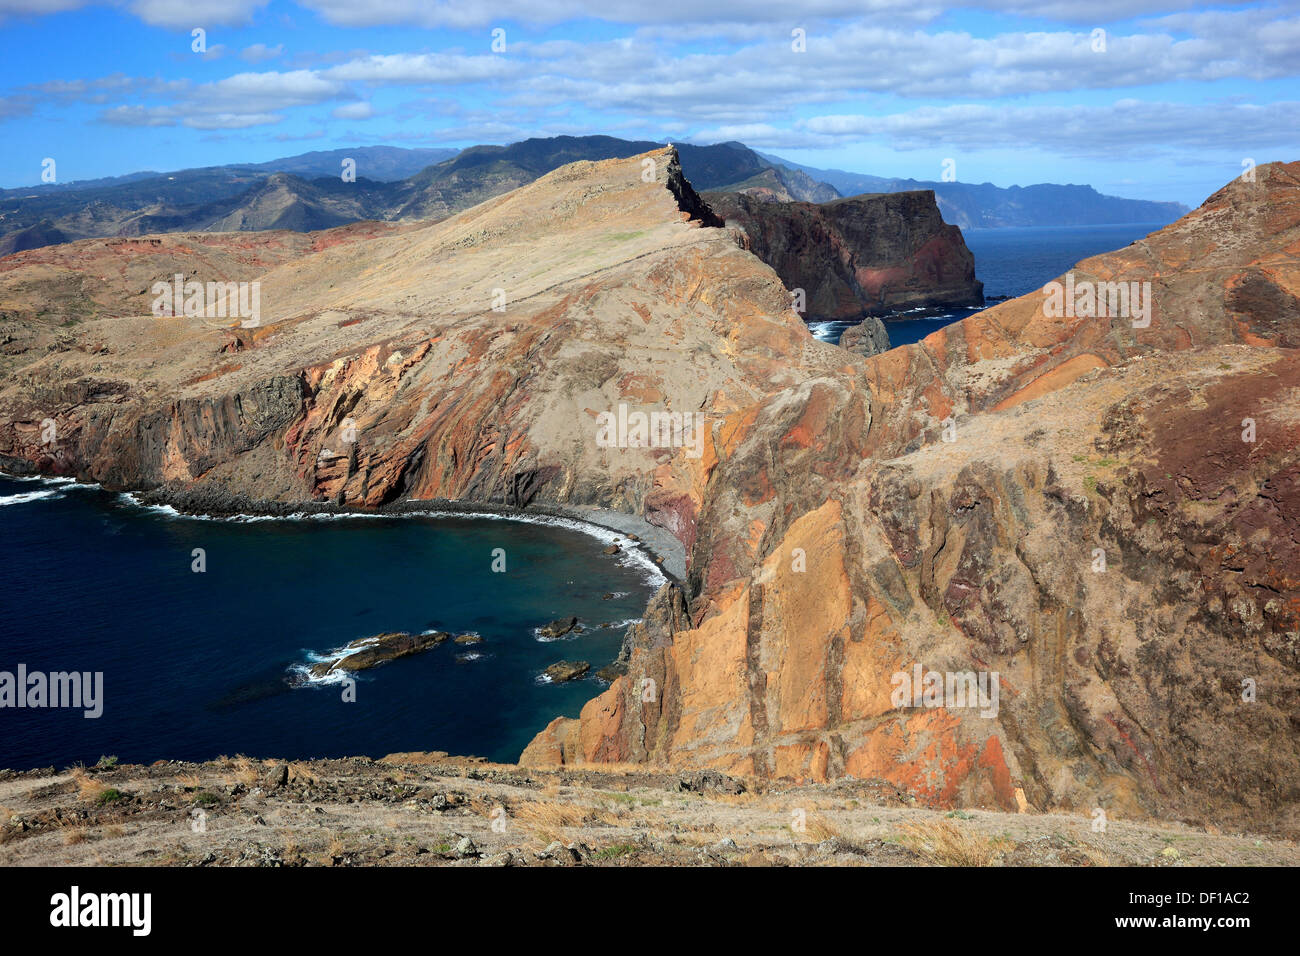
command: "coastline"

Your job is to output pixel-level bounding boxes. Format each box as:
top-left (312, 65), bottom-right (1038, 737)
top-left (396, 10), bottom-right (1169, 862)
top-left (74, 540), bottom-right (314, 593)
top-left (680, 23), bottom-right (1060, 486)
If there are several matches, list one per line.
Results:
top-left (0, 470), bottom-right (688, 583)
top-left (0, 468), bottom-right (682, 771)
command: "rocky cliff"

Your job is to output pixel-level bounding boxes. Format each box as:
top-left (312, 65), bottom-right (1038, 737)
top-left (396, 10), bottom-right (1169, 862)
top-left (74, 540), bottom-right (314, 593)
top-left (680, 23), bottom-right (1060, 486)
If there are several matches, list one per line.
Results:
top-left (0, 148), bottom-right (840, 524)
top-left (703, 189), bottom-right (984, 321)
top-left (2, 152), bottom-right (1298, 838)
top-left (528, 161), bottom-right (1300, 838)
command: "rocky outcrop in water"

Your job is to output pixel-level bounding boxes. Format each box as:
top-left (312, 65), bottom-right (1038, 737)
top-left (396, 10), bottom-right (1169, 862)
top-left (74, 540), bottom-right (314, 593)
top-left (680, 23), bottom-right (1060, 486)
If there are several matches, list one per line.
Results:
top-left (310, 631), bottom-right (449, 677)
top-left (538, 618), bottom-right (579, 640)
top-left (543, 661), bottom-right (590, 683)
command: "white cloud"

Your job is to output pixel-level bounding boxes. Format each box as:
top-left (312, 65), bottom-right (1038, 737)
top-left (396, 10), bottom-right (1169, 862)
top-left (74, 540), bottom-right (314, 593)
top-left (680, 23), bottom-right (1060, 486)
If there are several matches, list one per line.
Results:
top-left (190, 69), bottom-right (344, 112)
top-left (99, 104), bottom-right (179, 126)
top-left (0, 94), bottom-right (34, 119)
top-left (331, 101), bottom-right (374, 119)
top-left (791, 100), bottom-right (1300, 159)
top-left (294, 0), bottom-right (1259, 29)
top-left (0, 0), bottom-right (1266, 30)
top-left (12, 0), bottom-right (1298, 178)
top-left (322, 53), bottom-right (517, 84)
top-left (183, 111), bottom-right (282, 128)
top-left (241, 43), bottom-right (284, 63)
top-left (0, 0), bottom-right (88, 15)
top-left (127, 0), bottom-right (269, 28)
top-left (297, 0), bottom-right (932, 29)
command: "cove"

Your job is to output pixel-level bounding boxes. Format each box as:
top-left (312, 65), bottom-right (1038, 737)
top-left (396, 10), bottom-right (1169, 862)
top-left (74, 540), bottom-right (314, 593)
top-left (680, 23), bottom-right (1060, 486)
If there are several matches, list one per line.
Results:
top-left (0, 475), bottom-right (662, 769)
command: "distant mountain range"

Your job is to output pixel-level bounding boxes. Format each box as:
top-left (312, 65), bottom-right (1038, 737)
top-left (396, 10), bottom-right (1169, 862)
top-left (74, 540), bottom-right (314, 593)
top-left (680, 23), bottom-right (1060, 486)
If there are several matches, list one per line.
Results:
top-left (0, 137), bottom-right (1188, 256)
top-left (0, 146), bottom-right (457, 255)
top-left (754, 151), bottom-right (1189, 229)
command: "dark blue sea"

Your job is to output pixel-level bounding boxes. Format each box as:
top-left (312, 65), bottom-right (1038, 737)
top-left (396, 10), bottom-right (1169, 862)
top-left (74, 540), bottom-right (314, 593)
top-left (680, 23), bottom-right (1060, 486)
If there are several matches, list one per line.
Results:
top-left (809, 221), bottom-right (1171, 348)
top-left (0, 475), bottom-right (661, 770)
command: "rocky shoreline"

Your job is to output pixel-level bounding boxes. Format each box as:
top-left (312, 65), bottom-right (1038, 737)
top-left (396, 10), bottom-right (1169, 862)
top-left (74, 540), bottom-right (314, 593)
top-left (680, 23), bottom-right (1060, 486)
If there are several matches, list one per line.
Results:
top-left (129, 485), bottom-right (688, 583)
top-left (0, 470), bottom-right (687, 585)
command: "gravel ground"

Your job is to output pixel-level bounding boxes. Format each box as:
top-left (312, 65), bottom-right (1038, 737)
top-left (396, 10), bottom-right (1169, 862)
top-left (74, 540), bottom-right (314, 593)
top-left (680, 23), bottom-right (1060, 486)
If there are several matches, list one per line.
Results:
top-left (2, 755), bottom-right (1294, 867)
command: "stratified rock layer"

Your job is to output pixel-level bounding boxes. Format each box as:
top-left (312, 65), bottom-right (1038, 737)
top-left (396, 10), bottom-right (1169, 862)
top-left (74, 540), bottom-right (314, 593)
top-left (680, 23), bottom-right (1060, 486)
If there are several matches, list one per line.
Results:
top-left (532, 162), bottom-right (1300, 837)
top-left (0, 148), bottom-right (843, 520)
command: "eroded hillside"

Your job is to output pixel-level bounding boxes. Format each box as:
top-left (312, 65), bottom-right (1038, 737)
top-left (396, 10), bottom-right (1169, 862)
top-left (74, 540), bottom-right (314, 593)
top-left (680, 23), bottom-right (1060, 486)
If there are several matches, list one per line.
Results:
top-left (526, 162), bottom-right (1300, 838)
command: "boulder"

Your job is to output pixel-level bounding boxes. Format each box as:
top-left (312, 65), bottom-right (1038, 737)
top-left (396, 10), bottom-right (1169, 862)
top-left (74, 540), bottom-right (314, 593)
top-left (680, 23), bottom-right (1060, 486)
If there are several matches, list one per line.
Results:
top-left (543, 661), bottom-right (590, 683)
top-left (838, 317), bottom-right (890, 357)
top-left (309, 631), bottom-right (449, 677)
top-left (595, 661), bottom-right (628, 682)
top-left (538, 617), bottom-right (578, 639)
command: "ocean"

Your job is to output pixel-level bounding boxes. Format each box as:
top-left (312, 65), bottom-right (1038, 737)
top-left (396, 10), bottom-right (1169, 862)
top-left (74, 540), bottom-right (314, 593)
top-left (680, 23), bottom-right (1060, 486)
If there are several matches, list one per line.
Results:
top-left (808, 221), bottom-right (1171, 348)
top-left (0, 475), bottom-right (661, 769)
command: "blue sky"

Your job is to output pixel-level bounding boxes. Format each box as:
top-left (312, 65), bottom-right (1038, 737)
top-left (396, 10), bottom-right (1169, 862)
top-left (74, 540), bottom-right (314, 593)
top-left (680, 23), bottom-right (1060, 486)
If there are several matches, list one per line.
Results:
top-left (1, 0), bottom-right (1297, 205)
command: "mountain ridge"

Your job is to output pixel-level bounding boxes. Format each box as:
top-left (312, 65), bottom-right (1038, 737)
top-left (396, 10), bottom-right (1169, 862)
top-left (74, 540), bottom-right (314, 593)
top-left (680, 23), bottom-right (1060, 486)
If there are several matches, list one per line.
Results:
top-left (755, 150), bottom-right (1190, 228)
top-left (1, 137), bottom-right (1188, 256)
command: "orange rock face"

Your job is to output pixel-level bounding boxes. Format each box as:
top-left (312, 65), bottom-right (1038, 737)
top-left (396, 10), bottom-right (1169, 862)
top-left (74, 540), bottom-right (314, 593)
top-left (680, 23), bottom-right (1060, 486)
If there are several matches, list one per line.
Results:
top-left (521, 162), bottom-right (1300, 837)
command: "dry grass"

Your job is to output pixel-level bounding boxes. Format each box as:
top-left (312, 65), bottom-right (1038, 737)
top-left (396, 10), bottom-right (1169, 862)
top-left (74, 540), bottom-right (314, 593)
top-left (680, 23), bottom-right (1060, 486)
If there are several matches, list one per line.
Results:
top-left (802, 813), bottom-right (846, 843)
top-left (232, 757), bottom-right (261, 787)
top-left (707, 791), bottom-right (760, 807)
top-left (672, 828), bottom-right (722, 848)
top-left (1077, 844), bottom-right (1114, 867)
top-left (69, 767), bottom-right (109, 803)
top-left (900, 819), bottom-right (1013, 866)
top-left (288, 762), bottom-right (319, 787)
top-left (514, 800), bottom-right (589, 832)
top-left (538, 781), bottom-right (564, 800)
top-left (627, 811), bottom-right (669, 834)
top-left (464, 794), bottom-right (503, 817)
top-left (174, 773), bottom-right (203, 791)
top-left (63, 827), bottom-right (87, 846)
top-left (511, 800), bottom-right (622, 845)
